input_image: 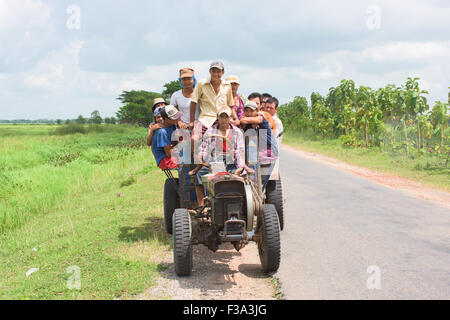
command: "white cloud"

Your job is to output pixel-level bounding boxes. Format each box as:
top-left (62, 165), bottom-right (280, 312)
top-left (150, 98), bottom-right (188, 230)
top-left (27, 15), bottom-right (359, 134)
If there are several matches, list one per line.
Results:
top-left (21, 40), bottom-right (84, 90)
top-left (23, 64), bottom-right (64, 90)
top-left (296, 61), bottom-right (344, 81)
top-left (0, 0), bottom-right (449, 119)
top-left (360, 41), bottom-right (450, 63)
top-left (0, 0), bottom-right (50, 29)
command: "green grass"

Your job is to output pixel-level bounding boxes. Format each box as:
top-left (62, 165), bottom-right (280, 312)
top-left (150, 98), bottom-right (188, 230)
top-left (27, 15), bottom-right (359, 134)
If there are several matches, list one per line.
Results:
top-left (269, 277), bottom-right (284, 300)
top-left (283, 131), bottom-right (450, 193)
top-left (0, 125), bottom-right (172, 299)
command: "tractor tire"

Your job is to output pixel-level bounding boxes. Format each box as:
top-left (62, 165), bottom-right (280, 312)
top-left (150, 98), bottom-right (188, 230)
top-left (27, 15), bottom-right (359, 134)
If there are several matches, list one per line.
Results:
top-left (164, 178), bottom-right (179, 234)
top-left (173, 208), bottom-right (193, 276)
top-left (258, 204), bottom-right (281, 274)
top-left (266, 179), bottom-right (285, 231)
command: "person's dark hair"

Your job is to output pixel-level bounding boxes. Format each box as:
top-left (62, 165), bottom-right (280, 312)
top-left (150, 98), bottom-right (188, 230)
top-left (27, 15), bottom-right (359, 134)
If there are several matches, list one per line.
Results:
top-left (262, 93), bottom-right (272, 100)
top-left (267, 97), bottom-right (279, 108)
top-left (160, 107), bottom-right (168, 120)
top-left (152, 102), bottom-right (167, 112)
top-left (248, 92), bottom-right (262, 102)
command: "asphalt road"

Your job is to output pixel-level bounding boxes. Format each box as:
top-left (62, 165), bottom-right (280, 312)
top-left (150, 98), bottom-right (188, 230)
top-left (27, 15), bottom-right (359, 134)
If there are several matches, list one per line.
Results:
top-left (276, 146), bottom-right (450, 299)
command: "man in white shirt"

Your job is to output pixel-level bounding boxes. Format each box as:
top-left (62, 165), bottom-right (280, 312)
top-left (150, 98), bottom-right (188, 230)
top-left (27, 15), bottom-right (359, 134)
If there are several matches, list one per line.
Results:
top-left (170, 67), bottom-right (199, 129)
top-left (265, 97), bottom-right (284, 146)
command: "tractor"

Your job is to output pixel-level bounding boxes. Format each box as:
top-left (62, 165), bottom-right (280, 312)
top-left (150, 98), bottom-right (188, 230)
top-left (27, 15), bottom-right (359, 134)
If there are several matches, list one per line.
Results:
top-left (163, 139), bottom-right (282, 276)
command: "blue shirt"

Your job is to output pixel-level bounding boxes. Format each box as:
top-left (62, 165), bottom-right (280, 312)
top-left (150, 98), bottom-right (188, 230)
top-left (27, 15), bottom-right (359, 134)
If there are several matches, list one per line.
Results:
top-left (151, 125), bottom-right (176, 165)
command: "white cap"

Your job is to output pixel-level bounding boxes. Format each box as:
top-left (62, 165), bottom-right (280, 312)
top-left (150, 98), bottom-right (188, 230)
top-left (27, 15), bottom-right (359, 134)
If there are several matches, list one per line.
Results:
top-left (244, 101), bottom-right (258, 110)
top-left (209, 61), bottom-right (225, 70)
top-left (162, 105), bottom-right (182, 120)
top-left (217, 106), bottom-right (232, 117)
top-left (226, 75), bottom-right (239, 84)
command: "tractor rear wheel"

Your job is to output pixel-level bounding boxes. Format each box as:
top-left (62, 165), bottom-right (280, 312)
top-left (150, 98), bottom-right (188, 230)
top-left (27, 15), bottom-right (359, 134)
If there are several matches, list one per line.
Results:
top-left (164, 178), bottom-right (179, 234)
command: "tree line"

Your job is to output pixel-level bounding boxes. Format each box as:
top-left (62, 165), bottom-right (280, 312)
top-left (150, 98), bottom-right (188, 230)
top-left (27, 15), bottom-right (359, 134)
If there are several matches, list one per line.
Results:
top-left (115, 81), bottom-right (181, 126)
top-left (2, 110), bottom-right (118, 125)
top-left (62, 110), bottom-right (118, 125)
top-left (278, 78), bottom-right (449, 163)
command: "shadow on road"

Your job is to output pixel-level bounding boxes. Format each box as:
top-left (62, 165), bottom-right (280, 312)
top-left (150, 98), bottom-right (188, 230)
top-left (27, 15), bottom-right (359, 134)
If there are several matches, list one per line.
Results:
top-left (121, 217), bottom-right (275, 299)
top-left (144, 243), bottom-right (273, 299)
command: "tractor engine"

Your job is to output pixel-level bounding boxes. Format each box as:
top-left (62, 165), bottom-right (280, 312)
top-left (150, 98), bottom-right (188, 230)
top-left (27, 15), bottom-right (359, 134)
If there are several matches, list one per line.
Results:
top-left (202, 173), bottom-right (247, 242)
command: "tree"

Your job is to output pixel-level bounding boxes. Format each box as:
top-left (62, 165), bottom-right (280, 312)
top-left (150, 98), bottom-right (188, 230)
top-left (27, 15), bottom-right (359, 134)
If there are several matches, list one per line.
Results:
top-left (404, 77), bottom-right (429, 151)
top-left (355, 86), bottom-right (382, 146)
top-left (310, 92), bottom-right (334, 139)
top-left (65, 119), bottom-right (72, 125)
top-left (376, 84), bottom-right (397, 123)
top-left (90, 110), bottom-right (102, 124)
top-left (162, 80), bottom-right (182, 101)
top-left (334, 79), bottom-right (356, 136)
top-left (392, 85), bottom-right (408, 142)
top-left (110, 117), bottom-right (117, 124)
top-left (430, 101), bottom-right (449, 147)
top-left (104, 117), bottom-right (111, 124)
top-left (278, 96), bottom-right (310, 132)
top-left (376, 84), bottom-right (401, 146)
top-left (116, 90), bottom-right (162, 126)
top-left (56, 119), bottom-right (63, 125)
top-left (76, 115), bottom-right (86, 124)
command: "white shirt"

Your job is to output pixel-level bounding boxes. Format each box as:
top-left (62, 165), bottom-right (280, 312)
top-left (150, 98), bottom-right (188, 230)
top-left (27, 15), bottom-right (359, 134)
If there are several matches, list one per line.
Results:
top-left (273, 113), bottom-right (284, 146)
top-left (170, 89), bottom-right (199, 124)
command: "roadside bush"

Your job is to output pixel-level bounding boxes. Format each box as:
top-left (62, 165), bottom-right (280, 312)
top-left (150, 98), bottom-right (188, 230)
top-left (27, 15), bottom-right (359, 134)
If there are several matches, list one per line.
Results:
top-left (53, 124), bottom-right (127, 136)
top-left (339, 134), bottom-right (357, 147)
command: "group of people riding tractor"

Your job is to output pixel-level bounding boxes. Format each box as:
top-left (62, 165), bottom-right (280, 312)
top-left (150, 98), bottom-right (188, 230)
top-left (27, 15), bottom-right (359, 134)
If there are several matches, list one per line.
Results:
top-left (146, 61), bottom-right (285, 276)
top-left (147, 60), bottom-right (284, 209)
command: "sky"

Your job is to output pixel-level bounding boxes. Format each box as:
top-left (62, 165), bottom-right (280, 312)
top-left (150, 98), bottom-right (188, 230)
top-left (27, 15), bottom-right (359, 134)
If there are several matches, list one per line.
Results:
top-left (0, 0), bottom-right (449, 120)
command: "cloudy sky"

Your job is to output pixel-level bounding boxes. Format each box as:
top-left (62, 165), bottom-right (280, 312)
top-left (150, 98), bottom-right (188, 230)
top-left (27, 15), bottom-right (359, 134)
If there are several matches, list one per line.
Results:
top-left (0, 0), bottom-right (449, 120)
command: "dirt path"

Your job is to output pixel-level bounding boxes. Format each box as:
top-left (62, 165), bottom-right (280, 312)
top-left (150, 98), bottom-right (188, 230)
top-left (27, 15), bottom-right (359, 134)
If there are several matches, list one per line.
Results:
top-left (136, 242), bottom-right (276, 300)
top-left (282, 145), bottom-right (450, 209)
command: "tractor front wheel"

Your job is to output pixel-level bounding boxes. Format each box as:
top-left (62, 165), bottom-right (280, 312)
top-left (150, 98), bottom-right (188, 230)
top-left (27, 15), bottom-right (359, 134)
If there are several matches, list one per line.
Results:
top-left (258, 204), bottom-right (281, 274)
top-left (173, 208), bottom-right (193, 276)
top-left (266, 179), bottom-right (285, 231)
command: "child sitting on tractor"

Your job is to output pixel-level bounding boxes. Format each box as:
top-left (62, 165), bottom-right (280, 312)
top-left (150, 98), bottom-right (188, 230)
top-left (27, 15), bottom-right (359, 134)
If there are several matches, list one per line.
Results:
top-left (150, 105), bottom-right (182, 170)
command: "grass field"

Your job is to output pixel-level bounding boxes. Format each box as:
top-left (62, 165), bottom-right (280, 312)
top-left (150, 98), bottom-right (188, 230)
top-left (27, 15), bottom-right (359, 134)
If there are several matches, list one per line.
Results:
top-left (283, 131), bottom-right (450, 193)
top-left (0, 124), bottom-right (171, 299)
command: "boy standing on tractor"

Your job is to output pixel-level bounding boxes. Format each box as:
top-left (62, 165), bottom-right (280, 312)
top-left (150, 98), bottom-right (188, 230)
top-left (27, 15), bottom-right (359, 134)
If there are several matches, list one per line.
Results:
top-left (189, 61), bottom-right (236, 134)
top-left (189, 61), bottom-right (237, 167)
top-left (170, 67), bottom-right (198, 129)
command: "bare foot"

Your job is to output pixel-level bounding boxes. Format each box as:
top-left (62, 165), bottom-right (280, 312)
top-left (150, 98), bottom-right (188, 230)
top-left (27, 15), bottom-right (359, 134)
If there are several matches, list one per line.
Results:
top-left (244, 165), bottom-right (255, 174)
